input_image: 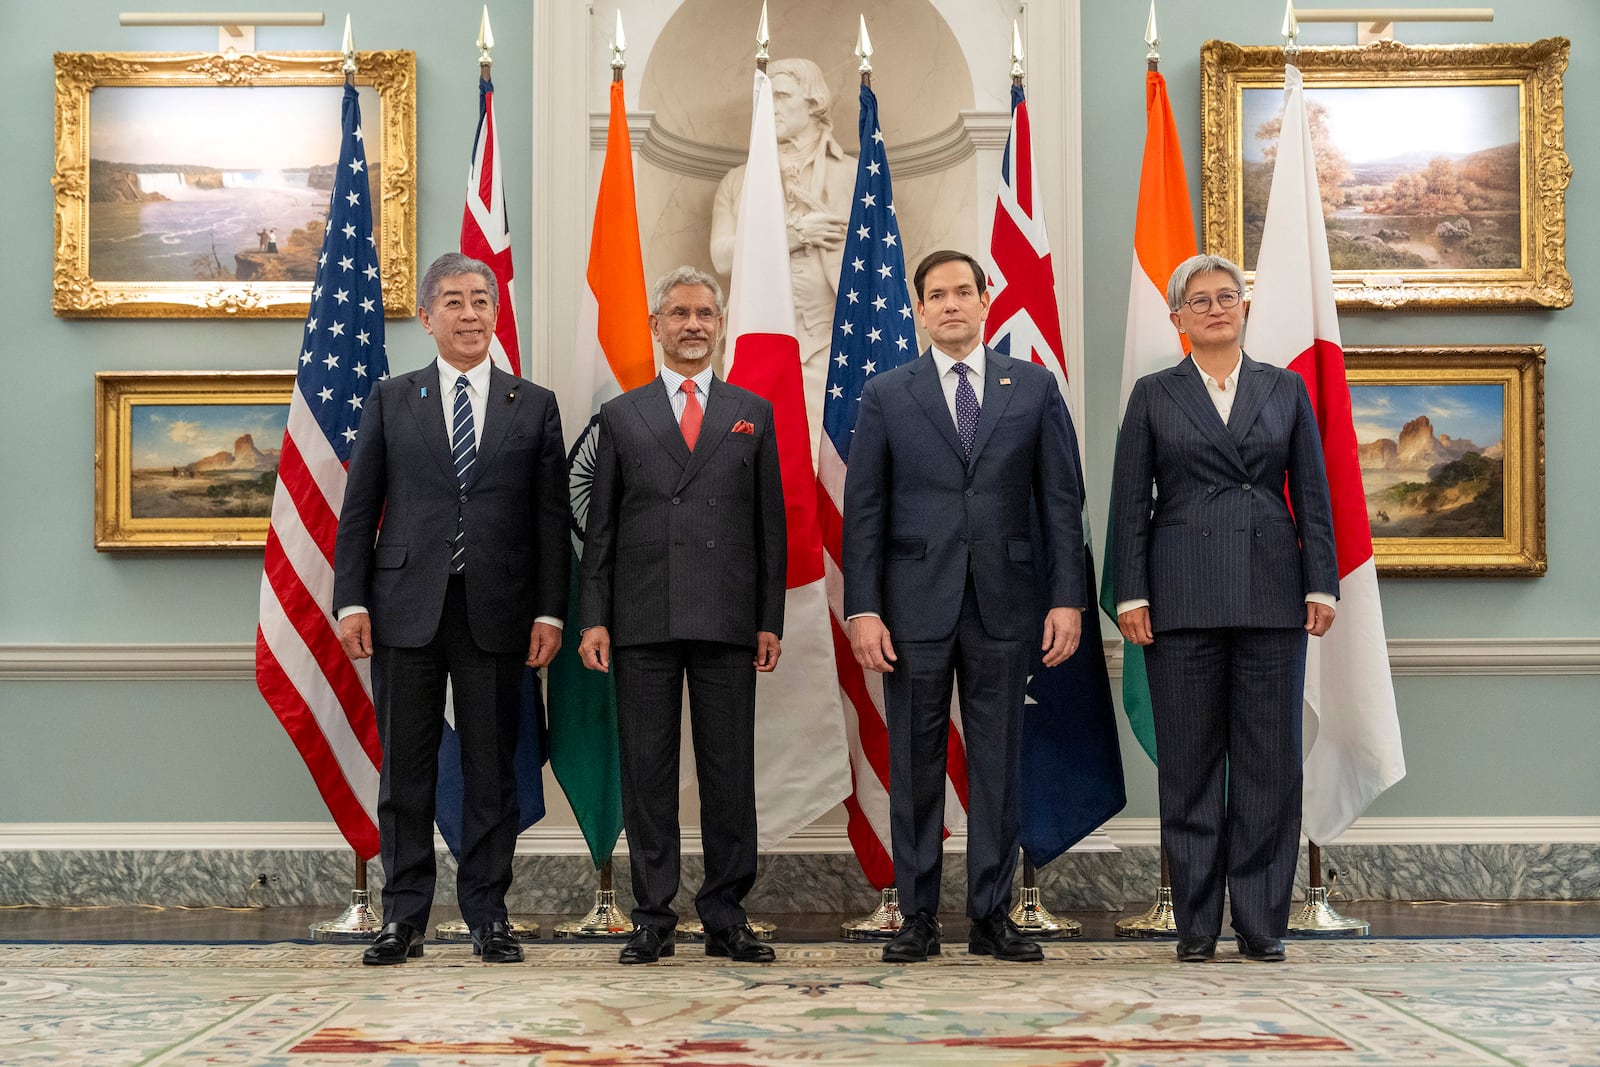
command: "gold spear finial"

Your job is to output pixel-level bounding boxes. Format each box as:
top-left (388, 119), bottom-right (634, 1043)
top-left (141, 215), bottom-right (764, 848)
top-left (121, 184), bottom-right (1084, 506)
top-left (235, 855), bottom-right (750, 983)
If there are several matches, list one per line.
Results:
top-left (1145, 0), bottom-right (1161, 67)
top-left (1282, 0), bottom-right (1301, 57)
top-left (610, 10), bottom-right (626, 80)
top-left (477, 5), bottom-right (494, 66)
top-left (756, 0), bottom-right (770, 71)
top-left (341, 13), bottom-right (355, 79)
top-left (855, 15), bottom-right (873, 79)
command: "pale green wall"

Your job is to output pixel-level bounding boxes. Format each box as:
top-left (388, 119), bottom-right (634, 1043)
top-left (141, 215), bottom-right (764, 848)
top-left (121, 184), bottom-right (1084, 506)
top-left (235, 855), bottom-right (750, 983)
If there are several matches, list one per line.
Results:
top-left (0, 1), bottom-right (1594, 825)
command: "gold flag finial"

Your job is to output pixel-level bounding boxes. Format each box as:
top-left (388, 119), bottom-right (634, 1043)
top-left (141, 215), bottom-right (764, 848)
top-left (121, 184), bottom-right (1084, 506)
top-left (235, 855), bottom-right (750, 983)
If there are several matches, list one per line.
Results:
top-left (477, 5), bottom-right (494, 66)
top-left (341, 13), bottom-right (356, 78)
top-left (756, 0), bottom-right (770, 69)
top-left (610, 10), bottom-right (626, 79)
top-left (855, 15), bottom-right (873, 76)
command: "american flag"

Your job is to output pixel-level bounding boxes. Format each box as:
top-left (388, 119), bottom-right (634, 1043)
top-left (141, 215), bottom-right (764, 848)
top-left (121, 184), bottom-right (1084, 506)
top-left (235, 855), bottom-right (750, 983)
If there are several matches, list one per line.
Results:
top-left (818, 83), bottom-right (967, 891)
top-left (459, 74), bottom-right (520, 376)
top-left (256, 83), bottom-right (388, 860)
top-left (986, 82), bottom-right (1125, 867)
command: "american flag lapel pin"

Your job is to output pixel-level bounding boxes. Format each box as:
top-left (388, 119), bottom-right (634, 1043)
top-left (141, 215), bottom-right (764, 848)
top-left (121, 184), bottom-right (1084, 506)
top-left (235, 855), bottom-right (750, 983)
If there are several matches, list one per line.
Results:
top-left (999, 377), bottom-right (1012, 385)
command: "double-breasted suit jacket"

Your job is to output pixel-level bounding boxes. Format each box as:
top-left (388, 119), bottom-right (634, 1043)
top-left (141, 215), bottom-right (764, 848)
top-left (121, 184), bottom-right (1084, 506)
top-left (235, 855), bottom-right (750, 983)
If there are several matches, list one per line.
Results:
top-left (579, 377), bottom-right (786, 648)
top-left (1110, 352), bottom-right (1339, 628)
top-left (333, 362), bottom-right (569, 652)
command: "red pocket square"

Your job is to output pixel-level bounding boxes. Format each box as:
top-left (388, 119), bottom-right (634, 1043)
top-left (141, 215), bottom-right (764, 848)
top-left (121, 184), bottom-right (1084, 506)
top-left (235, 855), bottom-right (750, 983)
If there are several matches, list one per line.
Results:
top-left (732, 419), bottom-right (756, 435)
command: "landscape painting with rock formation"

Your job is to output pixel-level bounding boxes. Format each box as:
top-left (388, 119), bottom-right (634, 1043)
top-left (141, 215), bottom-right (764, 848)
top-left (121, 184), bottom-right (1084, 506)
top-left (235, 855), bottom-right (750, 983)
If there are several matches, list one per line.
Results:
top-left (1240, 84), bottom-right (1521, 273)
top-left (127, 403), bottom-right (286, 520)
top-left (87, 85), bottom-right (382, 284)
top-left (1351, 383), bottom-right (1505, 539)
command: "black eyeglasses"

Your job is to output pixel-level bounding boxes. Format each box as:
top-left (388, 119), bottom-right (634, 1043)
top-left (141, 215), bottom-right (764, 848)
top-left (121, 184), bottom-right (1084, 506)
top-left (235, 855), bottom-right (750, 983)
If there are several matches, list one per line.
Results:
top-left (1180, 290), bottom-right (1243, 314)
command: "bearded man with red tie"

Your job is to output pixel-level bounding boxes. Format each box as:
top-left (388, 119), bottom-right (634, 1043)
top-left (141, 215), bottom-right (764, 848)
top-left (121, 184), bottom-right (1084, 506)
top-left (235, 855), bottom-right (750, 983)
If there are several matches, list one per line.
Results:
top-left (578, 266), bottom-right (787, 965)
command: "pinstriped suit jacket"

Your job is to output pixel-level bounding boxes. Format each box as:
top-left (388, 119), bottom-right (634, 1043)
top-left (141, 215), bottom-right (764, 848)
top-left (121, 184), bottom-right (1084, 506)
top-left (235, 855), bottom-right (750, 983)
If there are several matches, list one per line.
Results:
top-left (1110, 353), bottom-right (1338, 633)
top-left (579, 376), bottom-right (786, 648)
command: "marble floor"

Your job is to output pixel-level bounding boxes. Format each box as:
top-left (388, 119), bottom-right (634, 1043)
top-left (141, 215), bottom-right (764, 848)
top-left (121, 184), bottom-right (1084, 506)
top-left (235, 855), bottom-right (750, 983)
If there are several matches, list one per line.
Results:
top-left (2, 900), bottom-right (1596, 942)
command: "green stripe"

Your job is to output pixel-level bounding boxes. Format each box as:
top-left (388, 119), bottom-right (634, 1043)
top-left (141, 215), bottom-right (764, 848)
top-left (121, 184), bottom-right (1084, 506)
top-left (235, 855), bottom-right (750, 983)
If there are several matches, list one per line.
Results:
top-left (1100, 441), bottom-right (1157, 765)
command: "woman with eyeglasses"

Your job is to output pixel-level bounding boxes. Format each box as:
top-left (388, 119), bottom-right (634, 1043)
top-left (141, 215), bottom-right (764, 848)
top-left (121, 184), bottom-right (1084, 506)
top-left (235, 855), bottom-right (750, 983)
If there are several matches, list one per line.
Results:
top-left (1109, 253), bottom-right (1339, 965)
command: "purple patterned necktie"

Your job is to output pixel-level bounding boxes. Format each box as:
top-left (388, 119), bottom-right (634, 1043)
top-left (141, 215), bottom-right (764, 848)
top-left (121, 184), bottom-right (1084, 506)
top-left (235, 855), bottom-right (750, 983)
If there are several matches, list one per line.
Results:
top-left (953, 361), bottom-right (980, 458)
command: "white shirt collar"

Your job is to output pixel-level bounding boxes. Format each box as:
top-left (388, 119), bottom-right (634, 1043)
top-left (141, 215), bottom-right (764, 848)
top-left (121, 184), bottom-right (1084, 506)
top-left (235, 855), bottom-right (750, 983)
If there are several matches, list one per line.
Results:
top-left (438, 356), bottom-right (493, 395)
top-left (931, 344), bottom-right (985, 380)
top-left (661, 365), bottom-right (714, 397)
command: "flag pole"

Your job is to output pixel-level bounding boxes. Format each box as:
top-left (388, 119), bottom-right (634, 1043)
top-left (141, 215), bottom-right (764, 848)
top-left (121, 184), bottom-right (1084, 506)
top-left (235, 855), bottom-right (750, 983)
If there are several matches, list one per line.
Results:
top-left (995, 16), bottom-right (1079, 942)
top-left (429, 4), bottom-right (547, 947)
top-left (300, 21), bottom-right (384, 946)
top-left (1111, 2), bottom-right (1180, 940)
top-left (832, 14), bottom-right (904, 942)
top-left (1290, 840), bottom-right (1369, 935)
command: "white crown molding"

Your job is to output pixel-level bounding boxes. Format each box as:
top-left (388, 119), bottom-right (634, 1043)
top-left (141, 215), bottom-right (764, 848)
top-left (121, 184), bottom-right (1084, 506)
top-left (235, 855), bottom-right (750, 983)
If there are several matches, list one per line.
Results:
top-left (3, 817), bottom-right (1595, 853)
top-left (3, 638), bottom-right (1596, 681)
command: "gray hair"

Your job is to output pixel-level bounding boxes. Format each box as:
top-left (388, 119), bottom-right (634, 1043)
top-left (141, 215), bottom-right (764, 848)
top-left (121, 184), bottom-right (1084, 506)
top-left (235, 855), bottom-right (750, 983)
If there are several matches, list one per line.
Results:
top-left (418, 252), bottom-right (499, 311)
top-left (1166, 254), bottom-right (1246, 311)
top-left (649, 266), bottom-right (725, 316)
top-left (769, 57), bottom-right (833, 131)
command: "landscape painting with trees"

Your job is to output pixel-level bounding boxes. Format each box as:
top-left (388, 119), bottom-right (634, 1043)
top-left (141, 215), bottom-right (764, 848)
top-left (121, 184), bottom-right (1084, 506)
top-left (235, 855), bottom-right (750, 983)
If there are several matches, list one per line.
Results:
top-left (1240, 84), bottom-right (1522, 273)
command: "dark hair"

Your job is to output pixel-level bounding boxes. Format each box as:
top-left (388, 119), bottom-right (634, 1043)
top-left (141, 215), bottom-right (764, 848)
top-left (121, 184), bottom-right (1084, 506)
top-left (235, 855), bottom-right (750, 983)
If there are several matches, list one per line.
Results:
top-left (913, 250), bottom-right (987, 301)
top-left (418, 252), bottom-right (498, 311)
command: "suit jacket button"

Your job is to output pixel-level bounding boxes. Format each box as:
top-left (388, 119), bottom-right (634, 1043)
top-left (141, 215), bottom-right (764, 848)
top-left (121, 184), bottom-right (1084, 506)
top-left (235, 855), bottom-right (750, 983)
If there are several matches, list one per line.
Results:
top-left (1256, 528), bottom-right (1263, 537)
top-left (1207, 484), bottom-right (1217, 493)
top-left (965, 489), bottom-right (975, 498)
top-left (706, 539), bottom-right (715, 549)
top-left (459, 493), bottom-right (468, 503)
top-left (708, 497), bottom-right (717, 506)
top-left (1202, 527), bottom-right (1211, 537)
top-left (671, 497), bottom-right (680, 505)
top-left (1242, 483), bottom-right (1252, 491)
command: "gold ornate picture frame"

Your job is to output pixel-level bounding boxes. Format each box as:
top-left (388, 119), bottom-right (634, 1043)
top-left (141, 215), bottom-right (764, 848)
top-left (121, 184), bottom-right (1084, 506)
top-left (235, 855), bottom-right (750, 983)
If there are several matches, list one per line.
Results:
top-left (1201, 38), bottom-right (1570, 310)
top-left (54, 50), bottom-right (416, 319)
top-left (95, 370), bottom-right (294, 550)
top-left (1346, 346), bottom-right (1545, 577)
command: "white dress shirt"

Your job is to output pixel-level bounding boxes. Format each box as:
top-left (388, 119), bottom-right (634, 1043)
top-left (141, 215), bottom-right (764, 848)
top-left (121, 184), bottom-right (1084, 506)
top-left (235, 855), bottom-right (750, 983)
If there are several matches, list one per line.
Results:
top-left (660, 365), bottom-right (716, 419)
top-left (930, 343), bottom-right (986, 425)
top-left (1116, 354), bottom-right (1334, 617)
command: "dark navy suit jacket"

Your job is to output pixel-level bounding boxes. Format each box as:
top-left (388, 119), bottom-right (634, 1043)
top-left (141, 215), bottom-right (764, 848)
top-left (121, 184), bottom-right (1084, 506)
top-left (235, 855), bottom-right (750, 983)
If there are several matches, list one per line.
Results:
top-left (842, 347), bottom-right (1085, 642)
top-left (1110, 353), bottom-right (1339, 632)
top-left (333, 360), bottom-right (569, 654)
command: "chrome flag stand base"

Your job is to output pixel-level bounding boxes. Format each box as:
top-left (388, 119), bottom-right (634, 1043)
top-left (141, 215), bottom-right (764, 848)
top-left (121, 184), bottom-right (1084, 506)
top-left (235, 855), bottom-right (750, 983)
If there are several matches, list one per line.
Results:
top-left (1114, 886), bottom-right (1179, 938)
top-left (309, 888), bottom-right (382, 942)
top-left (676, 920), bottom-right (777, 942)
top-left (841, 888), bottom-right (904, 940)
top-left (434, 918), bottom-right (540, 942)
top-left (552, 888), bottom-right (634, 940)
top-left (1009, 885), bottom-right (1080, 939)
top-left (1288, 885), bottom-right (1369, 937)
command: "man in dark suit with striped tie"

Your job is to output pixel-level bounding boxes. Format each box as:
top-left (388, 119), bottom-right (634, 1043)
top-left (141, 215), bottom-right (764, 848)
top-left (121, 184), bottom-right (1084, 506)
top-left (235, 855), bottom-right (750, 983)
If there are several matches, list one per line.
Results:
top-left (333, 252), bottom-right (569, 966)
top-left (843, 250), bottom-right (1087, 964)
top-left (578, 266), bottom-right (786, 965)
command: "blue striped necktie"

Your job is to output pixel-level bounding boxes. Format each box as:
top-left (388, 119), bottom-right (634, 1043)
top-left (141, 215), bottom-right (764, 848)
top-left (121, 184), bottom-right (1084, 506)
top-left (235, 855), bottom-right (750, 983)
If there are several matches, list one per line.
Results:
top-left (450, 374), bottom-right (476, 573)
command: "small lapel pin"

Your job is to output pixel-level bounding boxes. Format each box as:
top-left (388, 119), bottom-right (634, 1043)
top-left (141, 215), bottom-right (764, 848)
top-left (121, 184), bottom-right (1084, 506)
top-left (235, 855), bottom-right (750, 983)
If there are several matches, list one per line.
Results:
top-left (506, 391), bottom-right (517, 400)
top-left (999, 377), bottom-right (1012, 386)
top-left (421, 386), bottom-right (428, 398)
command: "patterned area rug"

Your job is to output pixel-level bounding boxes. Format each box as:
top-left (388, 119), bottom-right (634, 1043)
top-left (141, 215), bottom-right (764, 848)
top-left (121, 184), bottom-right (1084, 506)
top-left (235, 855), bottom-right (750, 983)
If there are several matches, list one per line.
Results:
top-left (2, 939), bottom-right (1597, 1065)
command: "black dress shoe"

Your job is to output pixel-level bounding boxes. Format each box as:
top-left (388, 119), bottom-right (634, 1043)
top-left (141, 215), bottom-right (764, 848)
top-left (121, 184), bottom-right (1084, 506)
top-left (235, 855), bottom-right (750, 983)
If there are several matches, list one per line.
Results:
top-left (968, 911), bottom-right (1044, 962)
top-left (472, 920), bottom-right (524, 963)
top-left (362, 921), bottom-right (424, 966)
top-left (1236, 934), bottom-right (1287, 962)
top-left (1175, 936), bottom-right (1218, 962)
top-left (705, 923), bottom-right (776, 963)
top-left (618, 924), bottom-right (675, 964)
top-left (882, 912), bottom-right (941, 963)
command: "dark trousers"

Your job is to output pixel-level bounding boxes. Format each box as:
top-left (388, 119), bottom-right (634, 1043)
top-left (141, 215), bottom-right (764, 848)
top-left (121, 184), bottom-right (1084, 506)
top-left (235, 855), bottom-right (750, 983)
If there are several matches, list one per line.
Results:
top-left (372, 575), bottom-right (522, 931)
top-left (1144, 626), bottom-right (1307, 939)
top-left (613, 640), bottom-right (758, 931)
top-left (884, 576), bottom-right (1030, 920)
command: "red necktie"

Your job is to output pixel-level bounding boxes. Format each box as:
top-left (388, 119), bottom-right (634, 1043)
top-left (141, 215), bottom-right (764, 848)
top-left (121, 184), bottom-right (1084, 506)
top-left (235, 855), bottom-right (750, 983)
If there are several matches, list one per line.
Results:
top-left (680, 379), bottom-right (703, 450)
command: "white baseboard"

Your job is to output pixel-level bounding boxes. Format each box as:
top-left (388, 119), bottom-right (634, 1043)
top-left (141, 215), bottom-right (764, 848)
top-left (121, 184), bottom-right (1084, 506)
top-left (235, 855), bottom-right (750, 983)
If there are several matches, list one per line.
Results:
top-left (2, 637), bottom-right (1597, 680)
top-left (3, 816), bottom-right (1595, 853)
